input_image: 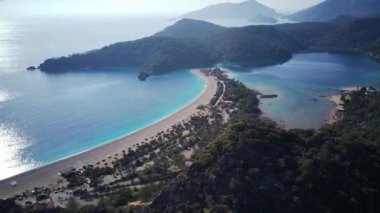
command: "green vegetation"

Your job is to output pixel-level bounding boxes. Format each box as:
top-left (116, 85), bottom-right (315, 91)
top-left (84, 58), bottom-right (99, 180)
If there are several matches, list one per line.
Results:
top-left (154, 19), bottom-right (227, 39)
top-left (288, 0), bottom-right (380, 22)
top-left (150, 89), bottom-right (380, 213)
top-left (0, 198), bottom-right (21, 213)
top-left (317, 17), bottom-right (380, 53)
top-left (3, 72), bottom-right (379, 212)
top-left (38, 16), bottom-right (380, 80)
top-left (39, 37), bottom-right (215, 80)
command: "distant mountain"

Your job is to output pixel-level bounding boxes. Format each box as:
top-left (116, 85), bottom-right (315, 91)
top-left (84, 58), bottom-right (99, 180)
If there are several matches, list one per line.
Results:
top-left (154, 19), bottom-right (227, 39)
top-left (181, 0), bottom-right (280, 22)
top-left (289, 0), bottom-right (380, 22)
top-left (38, 17), bottom-right (380, 80)
top-left (249, 14), bottom-right (278, 24)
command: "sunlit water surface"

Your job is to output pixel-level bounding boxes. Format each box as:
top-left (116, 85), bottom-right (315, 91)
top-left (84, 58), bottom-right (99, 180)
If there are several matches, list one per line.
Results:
top-left (0, 15), bottom-right (205, 180)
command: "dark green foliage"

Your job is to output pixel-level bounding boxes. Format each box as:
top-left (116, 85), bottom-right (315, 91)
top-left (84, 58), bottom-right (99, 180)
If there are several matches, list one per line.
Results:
top-left (288, 0), bottom-right (380, 22)
top-left (151, 118), bottom-right (302, 213)
top-left (87, 167), bottom-right (113, 187)
top-left (274, 22), bottom-right (336, 46)
top-left (316, 17), bottom-right (380, 51)
top-left (0, 199), bottom-right (22, 213)
top-left (38, 16), bottom-right (380, 80)
top-left (78, 205), bottom-right (98, 213)
top-left (223, 79), bottom-right (260, 115)
top-left (154, 19), bottom-right (227, 39)
top-left (39, 37), bottom-right (215, 79)
top-left (210, 25), bottom-right (299, 62)
top-left (135, 184), bottom-right (162, 201)
top-left (150, 91), bottom-right (380, 213)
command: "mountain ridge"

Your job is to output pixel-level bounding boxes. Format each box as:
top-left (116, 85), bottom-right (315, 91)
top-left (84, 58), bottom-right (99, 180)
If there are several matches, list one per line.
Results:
top-left (181, 0), bottom-right (281, 23)
top-left (38, 17), bottom-right (380, 80)
top-left (289, 0), bottom-right (380, 22)
top-left (154, 19), bottom-right (227, 39)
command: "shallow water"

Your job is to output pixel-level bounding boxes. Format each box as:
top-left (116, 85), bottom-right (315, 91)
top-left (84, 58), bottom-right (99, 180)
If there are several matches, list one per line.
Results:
top-left (222, 52), bottom-right (380, 129)
top-left (0, 69), bottom-right (204, 180)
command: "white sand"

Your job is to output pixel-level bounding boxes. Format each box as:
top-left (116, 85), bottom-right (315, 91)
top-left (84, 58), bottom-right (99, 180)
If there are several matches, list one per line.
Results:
top-left (326, 95), bottom-right (341, 124)
top-left (0, 70), bottom-right (217, 198)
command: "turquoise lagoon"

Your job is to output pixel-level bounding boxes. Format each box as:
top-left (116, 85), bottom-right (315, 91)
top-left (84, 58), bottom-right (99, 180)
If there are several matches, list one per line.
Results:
top-left (2, 15), bottom-right (380, 180)
top-left (221, 52), bottom-right (380, 129)
top-left (0, 69), bottom-right (205, 179)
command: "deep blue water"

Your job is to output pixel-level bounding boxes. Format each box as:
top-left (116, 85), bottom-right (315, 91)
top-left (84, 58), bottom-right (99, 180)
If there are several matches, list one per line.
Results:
top-left (221, 52), bottom-right (380, 129)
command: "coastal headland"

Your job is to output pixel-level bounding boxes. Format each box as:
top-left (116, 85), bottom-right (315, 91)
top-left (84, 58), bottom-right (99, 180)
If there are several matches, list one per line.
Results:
top-left (0, 70), bottom-right (217, 198)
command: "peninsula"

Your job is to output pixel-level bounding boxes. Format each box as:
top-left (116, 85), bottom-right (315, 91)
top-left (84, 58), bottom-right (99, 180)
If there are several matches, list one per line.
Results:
top-left (36, 16), bottom-right (380, 80)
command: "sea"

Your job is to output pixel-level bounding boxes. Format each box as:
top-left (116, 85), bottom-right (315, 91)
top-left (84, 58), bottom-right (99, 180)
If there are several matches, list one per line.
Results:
top-left (1, 14), bottom-right (380, 180)
top-left (221, 52), bottom-right (380, 129)
top-left (0, 15), bottom-right (205, 180)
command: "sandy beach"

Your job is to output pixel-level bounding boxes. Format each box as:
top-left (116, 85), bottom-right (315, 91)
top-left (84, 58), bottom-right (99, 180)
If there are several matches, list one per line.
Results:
top-left (326, 95), bottom-right (341, 124)
top-left (0, 70), bottom-right (217, 198)
top-left (326, 87), bottom-right (359, 124)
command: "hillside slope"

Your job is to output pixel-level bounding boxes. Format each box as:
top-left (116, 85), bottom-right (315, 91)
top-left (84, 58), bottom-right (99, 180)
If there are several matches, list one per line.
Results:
top-left (154, 19), bottom-right (227, 39)
top-left (38, 17), bottom-right (380, 80)
top-left (289, 0), bottom-right (380, 22)
top-left (150, 89), bottom-right (380, 213)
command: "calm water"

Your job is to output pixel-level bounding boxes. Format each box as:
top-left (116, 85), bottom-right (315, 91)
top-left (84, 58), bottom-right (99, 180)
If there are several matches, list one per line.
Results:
top-left (222, 52), bottom-right (380, 129)
top-left (0, 15), bottom-right (176, 73)
top-left (0, 69), bottom-right (205, 180)
top-left (2, 15), bottom-right (380, 180)
top-left (0, 15), bottom-right (204, 180)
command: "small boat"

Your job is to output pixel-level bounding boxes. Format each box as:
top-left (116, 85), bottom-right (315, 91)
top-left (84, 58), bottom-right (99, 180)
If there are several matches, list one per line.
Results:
top-left (11, 180), bottom-right (17, 186)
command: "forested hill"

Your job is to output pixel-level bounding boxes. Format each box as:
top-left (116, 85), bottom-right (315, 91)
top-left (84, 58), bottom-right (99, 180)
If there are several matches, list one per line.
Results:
top-left (316, 17), bottom-right (380, 52)
top-left (38, 37), bottom-right (216, 80)
top-left (289, 0), bottom-right (380, 22)
top-left (153, 19), bottom-right (227, 39)
top-left (150, 89), bottom-right (380, 213)
top-left (38, 17), bottom-right (380, 80)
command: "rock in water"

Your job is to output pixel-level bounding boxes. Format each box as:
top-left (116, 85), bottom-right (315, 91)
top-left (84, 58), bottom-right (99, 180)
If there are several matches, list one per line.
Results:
top-left (138, 72), bottom-right (150, 81)
top-left (27, 66), bottom-right (37, 71)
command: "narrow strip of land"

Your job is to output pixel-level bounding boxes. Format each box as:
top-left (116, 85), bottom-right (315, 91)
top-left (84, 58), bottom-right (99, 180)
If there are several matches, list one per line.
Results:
top-left (0, 70), bottom-right (217, 198)
top-left (215, 80), bottom-right (225, 106)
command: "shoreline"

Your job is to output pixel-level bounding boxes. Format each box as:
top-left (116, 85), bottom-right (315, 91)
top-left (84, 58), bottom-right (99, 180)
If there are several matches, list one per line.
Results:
top-left (326, 95), bottom-right (341, 124)
top-left (326, 87), bottom-right (360, 124)
top-left (0, 69), bottom-right (217, 198)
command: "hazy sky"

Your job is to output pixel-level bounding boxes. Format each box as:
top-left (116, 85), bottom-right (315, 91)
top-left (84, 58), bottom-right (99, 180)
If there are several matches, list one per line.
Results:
top-left (1, 0), bottom-right (324, 16)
